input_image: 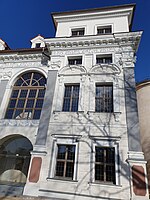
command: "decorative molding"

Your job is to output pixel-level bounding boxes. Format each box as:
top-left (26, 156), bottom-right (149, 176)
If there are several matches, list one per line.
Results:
top-left (0, 71), bottom-right (12, 80)
top-left (89, 63), bottom-right (121, 75)
top-left (58, 64), bottom-right (87, 76)
top-left (48, 60), bottom-right (61, 69)
top-left (113, 112), bottom-right (122, 122)
top-left (0, 119), bottom-right (39, 127)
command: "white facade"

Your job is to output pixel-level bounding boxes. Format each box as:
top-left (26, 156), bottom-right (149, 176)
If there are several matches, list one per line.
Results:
top-left (0, 4), bottom-right (148, 200)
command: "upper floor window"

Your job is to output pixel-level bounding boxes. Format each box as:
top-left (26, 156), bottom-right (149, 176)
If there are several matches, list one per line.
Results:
top-left (95, 84), bottom-right (113, 113)
top-left (68, 57), bottom-right (82, 65)
top-left (95, 146), bottom-right (115, 184)
top-left (97, 26), bottom-right (112, 35)
top-left (96, 55), bottom-right (112, 64)
top-left (5, 72), bottom-right (46, 120)
top-left (62, 84), bottom-right (80, 112)
top-left (35, 43), bottom-right (41, 48)
top-left (71, 28), bottom-right (85, 36)
top-left (55, 144), bottom-right (76, 179)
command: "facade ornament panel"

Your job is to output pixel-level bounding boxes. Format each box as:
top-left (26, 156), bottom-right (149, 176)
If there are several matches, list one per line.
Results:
top-left (0, 119), bottom-right (39, 127)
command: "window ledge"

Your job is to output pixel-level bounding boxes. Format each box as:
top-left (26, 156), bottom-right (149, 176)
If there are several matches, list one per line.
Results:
top-left (89, 182), bottom-right (122, 188)
top-left (0, 119), bottom-right (39, 127)
top-left (46, 177), bottom-right (78, 183)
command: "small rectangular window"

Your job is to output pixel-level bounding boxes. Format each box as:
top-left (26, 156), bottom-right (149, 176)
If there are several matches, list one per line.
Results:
top-left (97, 26), bottom-right (112, 35)
top-left (62, 85), bottom-right (80, 112)
top-left (68, 57), bottom-right (82, 65)
top-left (71, 28), bottom-right (85, 36)
top-left (95, 147), bottom-right (115, 184)
top-left (55, 144), bottom-right (76, 179)
top-left (96, 55), bottom-right (112, 64)
top-left (35, 43), bottom-right (41, 48)
top-left (95, 84), bottom-right (113, 113)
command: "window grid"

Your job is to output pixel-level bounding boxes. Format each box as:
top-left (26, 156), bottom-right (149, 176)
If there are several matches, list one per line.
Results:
top-left (71, 29), bottom-right (85, 36)
top-left (62, 85), bottom-right (80, 112)
top-left (95, 84), bottom-right (113, 113)
top-left (95, 147), bottom-right (115, 184)
top-left (97, 26), bottom-right (112, 35)
top-left (5, 72), bottom-right (46, 120)
top-left (55, 145), bottom-right (75, 179)
top-left (68, 58), bottom-right (82, 65)
top-left (96, 56), bottom-right (112, 64)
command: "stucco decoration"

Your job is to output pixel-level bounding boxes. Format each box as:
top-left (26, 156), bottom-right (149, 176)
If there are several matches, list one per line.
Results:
top-left (48, 61), bottom-right (61, 69)
top-left (0, 71), bottom-right (12, 80)
top-left (89, 63), bottom-right (121, 75)
top-left (59, 64), bottom-right (87, 76)
top-left (0, 119), bottom-right (39, 127)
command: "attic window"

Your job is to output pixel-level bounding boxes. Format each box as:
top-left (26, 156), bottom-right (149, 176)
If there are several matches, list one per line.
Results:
top-left (35, 43), bottom-right (41, 48)
top-left (68, 57), bottom-right (82, 65)
top-left (97, 26), bottom-right (112, 35)
top-left (71, 28), bottom-right (85, 36)
top-left (96, 55), bottom-right (112, 64)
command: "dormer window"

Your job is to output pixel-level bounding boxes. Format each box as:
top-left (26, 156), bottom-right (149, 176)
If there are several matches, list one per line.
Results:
top-left (68, 57), bottom-right (82, 65)
top-left (97, 26), bottom-right (112, 35)
top-left (35, 43), bottom-right (41, 48)
top-left (96, 55), bottom-right (112, 64)
top-left (71, 28), bottom-right (85, 36)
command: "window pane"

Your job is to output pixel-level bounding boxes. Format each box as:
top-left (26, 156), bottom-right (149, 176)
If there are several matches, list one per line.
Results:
top-left (33, 110), bottom-right (41, 119)
top-left (95, 164), bottom-right (104, 181)
top-left (11, 90), bottom-right (19, 98)
top-left (96, 147), bottom-right (104, 162)
top-left (26, 99), bottom-right (35, 108)
top-left (20, 90), bottom-right (28, 98)
top-left (57, 145), bottom-right (66, 159)
top-left (14, 109), bottom-right (23, 119)
top-left (22, 73), bottom-right (32, 81)
top-left (67, 146), bottom-right (75, 160)
top-left (24, 109), bottom-right (32, 119)
top-left (65, 162), bottom-right (74, 178)
top-left (15, 78), bottom-right (24, 86)
top-left (38, 89), bottom-right (45, 98)
top-left (64, 86), bottom-right (72, 97)
top-left (106, 165), bottom-right (115, 183)
top-left (71, 98), bottom-right (78, 112)
top-left (55, 161), bottom-right (64, 177)
top-left (8, 99), bottom-right (17, 108)
top-left (5, 109), bottom-right (14, 119)
top-left (17, 99), bottom-right (25, 108)
top-left (28, 90), bottom-right (37, 98)
top-left (106, 148), bottom-right (115, 164)
top-left (35, 99), bottom-right (44, 108)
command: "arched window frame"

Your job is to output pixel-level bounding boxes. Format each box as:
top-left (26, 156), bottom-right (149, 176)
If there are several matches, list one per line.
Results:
top-left (5, 71), bottom-right (46, 120)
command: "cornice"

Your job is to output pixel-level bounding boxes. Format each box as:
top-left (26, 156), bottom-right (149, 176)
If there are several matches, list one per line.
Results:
top-left (0, 53), bottom-right (42, 63)
top-left (45, 32), bottom-right (142, 52)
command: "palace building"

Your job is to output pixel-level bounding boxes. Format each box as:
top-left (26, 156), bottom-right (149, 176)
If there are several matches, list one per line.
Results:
top-left (0, 4), bottom-right (149, 200)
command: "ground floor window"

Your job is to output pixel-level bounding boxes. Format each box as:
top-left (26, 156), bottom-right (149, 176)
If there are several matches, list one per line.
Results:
top-left (55, 144), bottom-right (76, 180)
top-left (95, 146), bottom-right (116, 184)
top-left (0, 135), bottom-right (32, 184)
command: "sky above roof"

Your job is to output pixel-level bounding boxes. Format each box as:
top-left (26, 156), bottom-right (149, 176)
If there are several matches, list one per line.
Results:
top-left (0, 0), bottom-right (149, 82)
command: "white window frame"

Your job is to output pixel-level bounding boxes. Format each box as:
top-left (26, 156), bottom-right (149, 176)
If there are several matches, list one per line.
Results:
top-left (91, 138), bottom-right (120, 185)
top-left (94, 24), bottom-right (113, 35)
top-left (69, 25), bottom-right (87, 37)
top-left (49, 136), bottom-right (79, 181)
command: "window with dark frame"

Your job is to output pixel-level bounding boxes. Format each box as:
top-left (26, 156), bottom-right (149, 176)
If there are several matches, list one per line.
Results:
top-left (5, 72), bottom-right (46, 120)
top-left (55, 144), bottom-right (76, 179)
top-left (95, 147), bottom-right (115, 184)
top-left (96, 55), bottom-right (112, 64)
top-left (35, 43), bottom-right (41, 48)
top-left (95, 84), bottom-right (113, 113)
top-left (71, 28), bottom-right (85, 36)
top-left (68, 57), bottom-right (82, 65)
top-left (97, 26), bottom-right (112, 35)
top-left (62, 84), bottom-right (80, 112)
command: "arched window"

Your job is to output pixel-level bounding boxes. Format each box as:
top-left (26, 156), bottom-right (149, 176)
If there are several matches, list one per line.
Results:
top-left (5, 72), bottom-right (46, 119)
top-left (0, 135), bottom-right (33, 184)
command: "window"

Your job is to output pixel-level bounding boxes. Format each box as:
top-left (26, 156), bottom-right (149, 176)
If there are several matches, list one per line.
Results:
top-left (55, 145), bottom-right (76, 179)
top-left (97, 26), bottom-right (112, 35)
top-left (95, 147), bottom-right (115, 184)
top-left (62, 85), bottom-right (80, 112)
top-left (68, 57), bottom-right (82, 65)
top-left (71, 28), bottom-right (85, 36)
top-left (95, 84), bottom-right (113, 112)
top-left (35, 43), bottom-right (41, 48)
top-left (96, 55), bottom-right (112, 64)
top-left (5, 72), bottom-right (46, 120)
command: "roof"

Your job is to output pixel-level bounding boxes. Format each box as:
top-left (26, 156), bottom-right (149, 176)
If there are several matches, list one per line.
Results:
top-left (136, 80), bottom-right (150, 91)
top-left (0, 47), bottom-right (46, 54)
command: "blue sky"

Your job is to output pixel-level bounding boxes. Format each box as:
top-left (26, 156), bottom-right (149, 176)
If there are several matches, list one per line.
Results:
top-left (0, 0), bottom-right (149, 82)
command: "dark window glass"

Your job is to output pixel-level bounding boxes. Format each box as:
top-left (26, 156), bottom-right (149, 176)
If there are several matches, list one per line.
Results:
top-left (71, 29), bottom-right (85, 36)
top-left (97, 26), bottom-right (112, 35)
top-left (62, 85), bottom-right (80, 112)
top-left (35, 43), bottom-right (41, 48)
top-left (95, 147), bottom-right (115, 184)
top-left (96, 56), bottom-right (112, 64)
top-left (68, 57), bottom-right (82, 65)
top-left (5, 72), bottom-right (46, 120)
top-left (55, 145), bottom-right (76, 179)
top-left (95, 84), bottom-right (113, 113)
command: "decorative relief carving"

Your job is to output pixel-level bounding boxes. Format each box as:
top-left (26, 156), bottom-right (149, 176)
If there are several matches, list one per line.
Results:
top-left (0, 71), bottom-right (12, 80)
top-left (48, 61), bottom-right (61, 69)
top-left (0, 119), bottom-right (39, 127)
top-left (59, 65), bottom-right (87, 75)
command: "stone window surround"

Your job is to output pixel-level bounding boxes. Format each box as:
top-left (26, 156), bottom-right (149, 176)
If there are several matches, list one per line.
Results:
top-left (94, 23), bottom-right (114, 35)
top-left (69, 25), bottom-right (87, 37)
top-left (64, 54), bottom-right (85, 67)
top-left (48, 135), bottom-right (79, 181)
top-left (91, 138), bottom-right (120, 186)
top-left (93, 53), bottom-right (114, 66)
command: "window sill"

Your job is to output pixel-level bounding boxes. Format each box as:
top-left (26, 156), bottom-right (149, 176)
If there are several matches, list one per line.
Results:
top-left (47, 177), bottom-right (78, 183)
top-left (89, 182), bottom-right (122, 188)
